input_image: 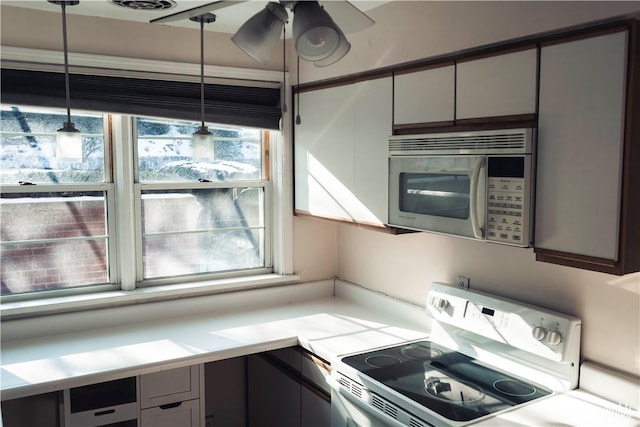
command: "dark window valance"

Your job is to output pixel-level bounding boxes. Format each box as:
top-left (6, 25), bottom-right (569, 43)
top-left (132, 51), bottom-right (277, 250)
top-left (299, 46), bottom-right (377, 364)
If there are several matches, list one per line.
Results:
top-left (1, 68), bottom-right (282, 130)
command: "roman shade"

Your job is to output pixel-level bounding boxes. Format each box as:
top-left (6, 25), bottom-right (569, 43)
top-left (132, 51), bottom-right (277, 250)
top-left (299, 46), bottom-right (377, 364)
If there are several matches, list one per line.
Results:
top-left (1, 68), bottom-right (282, 130)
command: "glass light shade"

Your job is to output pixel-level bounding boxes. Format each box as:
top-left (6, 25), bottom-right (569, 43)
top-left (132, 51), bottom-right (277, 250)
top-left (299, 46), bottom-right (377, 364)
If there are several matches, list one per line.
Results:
top-left (193, 126), bottom-right (215, 161)
top-left (313, 30), bottom-right (350, 67)
top-left (231, 2), bottom-right (288, 65)
top-left (56, 122), bottom-right (83, 163)
top-left (293, 1), bottom-right (341, 61)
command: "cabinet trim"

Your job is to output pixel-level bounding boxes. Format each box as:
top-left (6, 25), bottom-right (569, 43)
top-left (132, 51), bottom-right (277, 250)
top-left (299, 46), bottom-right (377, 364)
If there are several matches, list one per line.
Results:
top-left (294, 210), bottom-right (409, 235)
top-left (619, 20), bottom-right (640, 274)
top-left (393, 114), bottom-right (537, 135)
top-left (534, 248), bottom-right (618, 274)
top-left (294, 14), bottom-right (639, 94)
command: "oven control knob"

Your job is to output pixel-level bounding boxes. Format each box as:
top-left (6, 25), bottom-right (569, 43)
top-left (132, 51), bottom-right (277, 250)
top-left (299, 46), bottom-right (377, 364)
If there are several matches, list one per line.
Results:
top-left (532, 326), bottom-right (547, 341)
top-left (431, 297), bottom-right (449, 310)
top-left (546, 330), bottom-right (563, 346)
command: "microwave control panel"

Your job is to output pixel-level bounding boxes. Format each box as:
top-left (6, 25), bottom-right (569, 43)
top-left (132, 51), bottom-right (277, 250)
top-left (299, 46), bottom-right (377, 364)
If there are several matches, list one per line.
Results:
top-left (486, 177), bottom-right (527, 245)
top-left (486, 156), bottom-right (531, 246)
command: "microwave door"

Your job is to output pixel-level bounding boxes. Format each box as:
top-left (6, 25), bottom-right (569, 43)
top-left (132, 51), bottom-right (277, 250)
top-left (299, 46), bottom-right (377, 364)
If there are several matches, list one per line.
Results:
top-left (389, 156), bottom-right (486, 239)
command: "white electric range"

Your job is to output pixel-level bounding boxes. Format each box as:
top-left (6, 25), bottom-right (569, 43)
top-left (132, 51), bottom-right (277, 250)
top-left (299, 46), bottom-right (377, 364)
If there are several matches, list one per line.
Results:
top-left (330, 282), bottom-right (583, 426)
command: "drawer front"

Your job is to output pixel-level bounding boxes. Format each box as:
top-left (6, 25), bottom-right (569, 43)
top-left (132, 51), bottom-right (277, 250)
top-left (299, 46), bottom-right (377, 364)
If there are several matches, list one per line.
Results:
top-left (139, 365), bottom-right (200, 409)
top-left (68, 402), bottom-right (138, 427)
top-left (140, 399), bottom-right (200, 427)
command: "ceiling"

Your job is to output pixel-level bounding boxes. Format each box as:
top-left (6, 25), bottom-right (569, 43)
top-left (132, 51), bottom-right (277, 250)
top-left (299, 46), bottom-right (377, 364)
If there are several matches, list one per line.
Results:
top-left (1, 0), bottom-right (386, 34)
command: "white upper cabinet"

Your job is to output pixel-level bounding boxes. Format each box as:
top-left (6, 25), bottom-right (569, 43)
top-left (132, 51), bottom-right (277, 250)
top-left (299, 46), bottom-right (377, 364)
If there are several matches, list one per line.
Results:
top-left (394, 65), bottom-right (455, 125)
top-left (294, 77), bottom-right (393, 226)
top-left (456, 48), bottom-right (538, 119)
top-left (535, 31), bottom-right (627, 263)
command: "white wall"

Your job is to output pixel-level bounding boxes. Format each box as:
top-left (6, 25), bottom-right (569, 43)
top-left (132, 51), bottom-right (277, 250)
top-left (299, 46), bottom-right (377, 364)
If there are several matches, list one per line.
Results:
top-left (298, 1), bottom-right (640, 378)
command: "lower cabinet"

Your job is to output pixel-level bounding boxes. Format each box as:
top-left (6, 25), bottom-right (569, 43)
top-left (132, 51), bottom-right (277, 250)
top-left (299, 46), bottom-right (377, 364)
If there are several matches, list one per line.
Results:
top-left (61, 365), bottom-right (204, 427)
top-left (247, 348), bottom-right (331, 427)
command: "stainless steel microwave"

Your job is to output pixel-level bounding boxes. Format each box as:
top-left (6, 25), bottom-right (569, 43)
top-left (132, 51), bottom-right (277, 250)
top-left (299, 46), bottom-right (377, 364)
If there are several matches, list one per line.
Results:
top-left (388, 128), bottom-right (535, 247)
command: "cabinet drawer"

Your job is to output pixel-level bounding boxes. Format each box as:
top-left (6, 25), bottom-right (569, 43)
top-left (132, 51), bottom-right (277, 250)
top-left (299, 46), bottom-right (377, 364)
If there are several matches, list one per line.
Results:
top-left (139, 365), bottom-right (200, 409)
top-left (140, 399), bottom-right (200, 427)
top-left (68, 402), bottom-right (138, 427)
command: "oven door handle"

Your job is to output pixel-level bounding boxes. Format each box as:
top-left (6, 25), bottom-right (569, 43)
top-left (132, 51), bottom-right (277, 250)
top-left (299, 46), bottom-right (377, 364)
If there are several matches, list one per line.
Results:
top-left (470, 157), bottom-right (485, 239)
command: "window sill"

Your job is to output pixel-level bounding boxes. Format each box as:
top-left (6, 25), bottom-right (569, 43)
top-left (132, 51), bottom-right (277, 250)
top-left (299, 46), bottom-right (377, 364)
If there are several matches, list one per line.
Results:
top-left (0, 274), bottom-right (300, 321)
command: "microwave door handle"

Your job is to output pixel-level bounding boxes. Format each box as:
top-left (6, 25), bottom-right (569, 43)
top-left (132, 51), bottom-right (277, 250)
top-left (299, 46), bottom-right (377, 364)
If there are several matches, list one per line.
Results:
top-left (470, 157), bottom-right (485, 239)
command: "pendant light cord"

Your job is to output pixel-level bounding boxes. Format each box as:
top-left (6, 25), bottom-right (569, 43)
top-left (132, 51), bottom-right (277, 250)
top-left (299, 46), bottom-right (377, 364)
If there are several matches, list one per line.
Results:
top-left (61, 2), bottom-right (72, 124)
top-left (295, 56), bottom-right (301, 125)
top-left (282, 25), bottom-right (287, 114)
top-left (200, 19), bottom-right (205, 128)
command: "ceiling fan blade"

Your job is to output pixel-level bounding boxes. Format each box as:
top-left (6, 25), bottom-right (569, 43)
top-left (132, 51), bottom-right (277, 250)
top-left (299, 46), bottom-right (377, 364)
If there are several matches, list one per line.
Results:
top-left (150, 0), bottom-right (247, 24)
top-left (319, 0), bottom-right (375, 34)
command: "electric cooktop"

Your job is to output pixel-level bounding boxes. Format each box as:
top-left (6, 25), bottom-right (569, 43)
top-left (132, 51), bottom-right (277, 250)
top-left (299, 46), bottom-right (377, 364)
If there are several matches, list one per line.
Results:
top-left (341, 340), bottom-right (551, 422)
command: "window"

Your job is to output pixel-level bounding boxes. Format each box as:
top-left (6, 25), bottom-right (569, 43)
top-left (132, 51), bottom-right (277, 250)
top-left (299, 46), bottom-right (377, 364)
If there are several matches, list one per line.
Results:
top-left (134, 116), bottom-right (269, 281)
top-left (0, 105), bottom-right (113, 296)
top-left (1, 105), bottom-right (280, 298)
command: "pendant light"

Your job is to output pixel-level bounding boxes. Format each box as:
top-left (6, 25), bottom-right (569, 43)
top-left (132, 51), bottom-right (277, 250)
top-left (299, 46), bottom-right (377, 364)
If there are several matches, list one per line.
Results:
top-left (48, 0), bottom-right (82, 163)
top-left (231, 2), bottom-right (288, 66)
top-left (190, 13), bottom-right (216, 162)
top-left (292, 1), bottom-right (342, 62)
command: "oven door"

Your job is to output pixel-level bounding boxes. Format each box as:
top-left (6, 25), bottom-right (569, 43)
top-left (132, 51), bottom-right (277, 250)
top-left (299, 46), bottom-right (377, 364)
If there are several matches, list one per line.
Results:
top-left (388, 155), bottom-right (486, 239)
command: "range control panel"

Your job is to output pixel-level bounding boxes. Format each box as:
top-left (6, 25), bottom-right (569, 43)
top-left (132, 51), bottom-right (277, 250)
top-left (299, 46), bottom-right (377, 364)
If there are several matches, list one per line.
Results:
top-left (426, 283), bottom-right (581, 363)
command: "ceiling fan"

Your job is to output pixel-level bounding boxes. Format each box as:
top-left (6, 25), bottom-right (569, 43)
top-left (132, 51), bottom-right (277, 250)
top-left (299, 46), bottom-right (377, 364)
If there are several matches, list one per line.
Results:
top-left (150, 0), bottom-right (375, 67)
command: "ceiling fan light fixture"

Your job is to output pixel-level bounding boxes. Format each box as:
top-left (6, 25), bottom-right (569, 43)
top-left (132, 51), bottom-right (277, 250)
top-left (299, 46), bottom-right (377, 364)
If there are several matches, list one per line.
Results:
top-left (232, 2), bottom-right (288, 65)
top-left (313, 29), bottom-right (350, 67)
top-left (293, 1), bottom-right (341, 61)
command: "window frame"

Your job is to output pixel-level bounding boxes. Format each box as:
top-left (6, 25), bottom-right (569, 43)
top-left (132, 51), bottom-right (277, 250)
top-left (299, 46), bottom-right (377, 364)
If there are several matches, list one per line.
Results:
top-left (0, 47), bottom-right (294, 311)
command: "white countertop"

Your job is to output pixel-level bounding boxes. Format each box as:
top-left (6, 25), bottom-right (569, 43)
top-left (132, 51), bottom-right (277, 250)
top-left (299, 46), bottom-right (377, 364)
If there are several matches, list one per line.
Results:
top-left (2, 280), bottom-right (638, 426)
top-left (1, 280), bottom-right (430, 401)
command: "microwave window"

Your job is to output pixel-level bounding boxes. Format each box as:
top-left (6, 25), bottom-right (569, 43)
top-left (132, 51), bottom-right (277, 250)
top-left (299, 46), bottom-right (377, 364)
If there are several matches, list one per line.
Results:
top-left (400, 173), bottom-right (470, 219)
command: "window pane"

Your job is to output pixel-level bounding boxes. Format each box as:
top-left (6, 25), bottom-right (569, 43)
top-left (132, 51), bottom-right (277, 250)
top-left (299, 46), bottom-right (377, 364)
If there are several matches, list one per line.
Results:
top-left (0, 192), bottom-right (109, 295)
top-left (136, 117), bottom-right (262, 182)
top-left (0, 105), bottom-right (105, 184)
top-left (141, 188), bottom-right (265, 279)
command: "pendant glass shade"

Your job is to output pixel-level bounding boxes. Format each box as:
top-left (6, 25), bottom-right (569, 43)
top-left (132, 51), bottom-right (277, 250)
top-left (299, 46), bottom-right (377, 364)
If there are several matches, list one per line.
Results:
top-left (56, 121), bottom-right (83, 163)
top-left (313, 30), bottom-right (350, 67)
top-left (293, 1), bottom-right (341, 62)
top-left (232, 2), bottom-right (288, 65)
top-left (193, 125), bottom-right (215, 161)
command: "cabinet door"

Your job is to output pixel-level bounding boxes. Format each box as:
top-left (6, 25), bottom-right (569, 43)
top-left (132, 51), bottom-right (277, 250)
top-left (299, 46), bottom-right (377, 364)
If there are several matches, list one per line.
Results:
top-left (456, 48), bottom-right (537, 119)
top-left (294, 77), bottom-right (392, 226)
top-left (300, 387), bottom-right (330, 427)
top-left (140, 399), bottom-right (200, 427)
top-left (394, 65), bottom-right (455, 125)
top-left (353, 77), bottom-right (393, 225)
top-left (247, 355), bottom-right (300, 427)
top-left (295, 84), bottom-right (355, 221)
top-left (535, 31), bottom-right (627, 261)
